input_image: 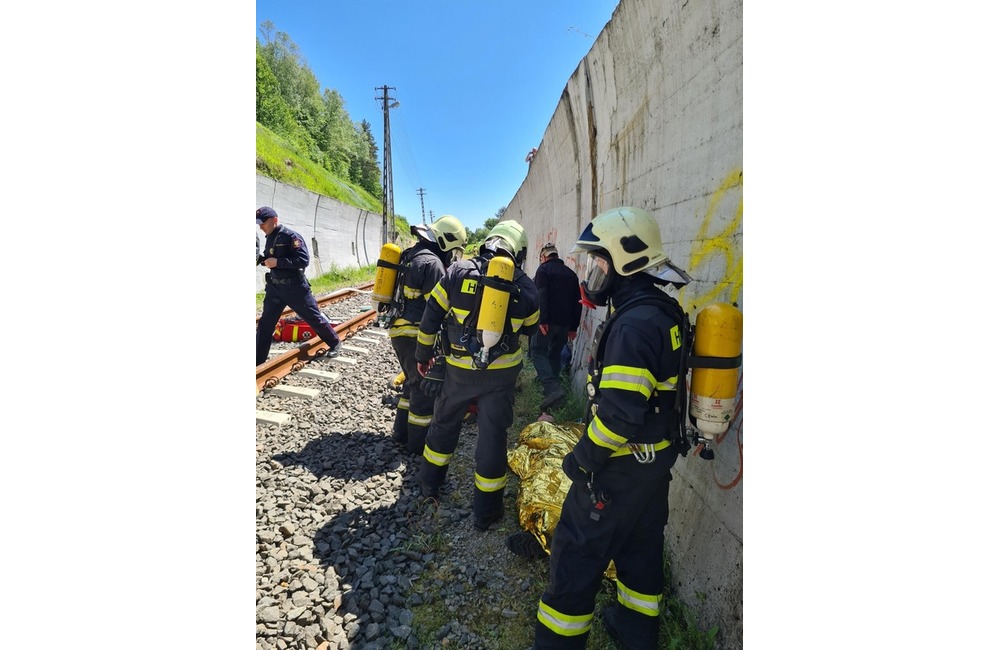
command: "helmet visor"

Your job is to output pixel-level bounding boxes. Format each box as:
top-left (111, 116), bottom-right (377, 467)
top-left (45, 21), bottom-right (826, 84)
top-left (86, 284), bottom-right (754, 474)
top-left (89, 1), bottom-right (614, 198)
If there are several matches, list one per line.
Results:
top-left (484, 236), bottom-right (513, 258)
top-left (583, 251), bottom-right (613, 295)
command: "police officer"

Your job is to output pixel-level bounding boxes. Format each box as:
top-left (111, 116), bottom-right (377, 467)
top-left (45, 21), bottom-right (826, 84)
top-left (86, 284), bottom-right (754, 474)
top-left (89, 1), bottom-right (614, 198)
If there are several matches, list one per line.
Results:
top-left (255, 206), bottom-right (343, 366)
top-left (531, 242), bottom-right (583, 412)
top-left (414, 220), bottom-right (540, 531)
top-left (388, 215), bottom-right (467, 454)
top-left (531, 207), bottom-right (693, 649)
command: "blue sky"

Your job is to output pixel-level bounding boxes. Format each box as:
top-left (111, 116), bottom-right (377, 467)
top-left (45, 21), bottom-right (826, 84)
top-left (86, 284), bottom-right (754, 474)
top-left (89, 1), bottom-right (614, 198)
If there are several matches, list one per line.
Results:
top-left (256, 0), bottom-right (621, 233)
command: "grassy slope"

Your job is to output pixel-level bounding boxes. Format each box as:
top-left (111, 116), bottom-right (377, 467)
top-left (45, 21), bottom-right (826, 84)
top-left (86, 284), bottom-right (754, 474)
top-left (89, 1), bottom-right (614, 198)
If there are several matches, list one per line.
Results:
top-left (256, 123), bottom-right (382, 213)
top-left (255, 123), bottom-right (414, 307)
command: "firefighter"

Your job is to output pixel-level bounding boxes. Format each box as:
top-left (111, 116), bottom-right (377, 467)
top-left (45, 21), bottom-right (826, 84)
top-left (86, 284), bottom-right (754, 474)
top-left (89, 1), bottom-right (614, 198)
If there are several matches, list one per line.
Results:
top-left (414, 220), bottom-right (540, 531)
top-left (531, 206), bottom-right (693, 649)
top-left (388, 214), bottom-right (468, 454)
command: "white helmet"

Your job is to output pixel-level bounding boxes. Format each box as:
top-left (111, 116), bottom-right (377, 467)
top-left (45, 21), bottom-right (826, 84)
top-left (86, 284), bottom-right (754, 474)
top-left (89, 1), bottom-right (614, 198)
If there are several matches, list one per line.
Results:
top-left (413, 215), bottom-right (468, 262)
top-left (571, 207), bottom-right (691, 305)
top-left (571, 206), bottom-right (690, 284)
top-left (482, 220), bottom-right (528, 266)
top-left (427, 215), bottom-right (467, 252)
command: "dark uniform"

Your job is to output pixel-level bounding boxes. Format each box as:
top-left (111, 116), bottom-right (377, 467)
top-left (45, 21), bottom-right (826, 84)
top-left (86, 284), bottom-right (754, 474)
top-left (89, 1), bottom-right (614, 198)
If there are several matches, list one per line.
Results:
top-left (256, 224), bottom-right (342, 365)
top-left (414, 250), bottom-right (540, 529)
top-left (389, 241), bottom-right (449, 454)
top-left (534, 277), bottom-right (684, 649)
top-left (531, 254), bottom-right (583, 399)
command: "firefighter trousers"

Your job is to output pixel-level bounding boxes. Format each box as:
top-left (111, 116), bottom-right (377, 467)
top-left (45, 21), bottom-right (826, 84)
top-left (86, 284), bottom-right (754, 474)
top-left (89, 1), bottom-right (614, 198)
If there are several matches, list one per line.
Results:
top-left (533, 446), bottom-right (678, 649)
top-left (256, 280), bottom-right (341, 366)
top-left (418, 364), bottom-right (516, 519)
top-left (390, 335), bottom-right (434, 454)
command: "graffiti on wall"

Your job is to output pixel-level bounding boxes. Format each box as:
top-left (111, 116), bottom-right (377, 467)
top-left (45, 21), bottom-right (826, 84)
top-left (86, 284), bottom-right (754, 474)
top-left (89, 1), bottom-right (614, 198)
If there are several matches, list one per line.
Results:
top-left (681, 169), bottom-right (743, 307)
top-left (682, 169), bottom-right (743, 490)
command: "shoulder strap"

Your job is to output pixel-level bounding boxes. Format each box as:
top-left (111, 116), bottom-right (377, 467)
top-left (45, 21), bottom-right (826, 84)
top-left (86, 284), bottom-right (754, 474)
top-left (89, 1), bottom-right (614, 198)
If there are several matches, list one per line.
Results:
top-left (592, 294), bottom-right (693, 456)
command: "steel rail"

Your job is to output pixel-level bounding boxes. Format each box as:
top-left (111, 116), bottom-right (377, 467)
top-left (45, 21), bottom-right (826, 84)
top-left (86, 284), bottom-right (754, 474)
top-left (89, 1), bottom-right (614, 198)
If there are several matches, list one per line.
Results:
top-left (255, 282), bottom-right (375, 325)
top-left (256, 308), bottom-right (379, 394)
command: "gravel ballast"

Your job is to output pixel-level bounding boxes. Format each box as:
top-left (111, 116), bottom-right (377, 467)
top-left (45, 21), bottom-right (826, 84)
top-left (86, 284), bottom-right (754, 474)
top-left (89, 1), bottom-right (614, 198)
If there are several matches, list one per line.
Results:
top-left (256, 292), bottom-right (547, 650)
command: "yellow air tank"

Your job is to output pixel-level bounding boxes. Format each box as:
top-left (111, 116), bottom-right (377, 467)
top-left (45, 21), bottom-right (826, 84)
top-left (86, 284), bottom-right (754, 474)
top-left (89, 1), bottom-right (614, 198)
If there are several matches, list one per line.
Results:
top-left (689, 303), bottom-right (743, 439)
top-left (476, 255), bottom-right (515, 360)
top-left (372, 243), bottom-right (402, 309)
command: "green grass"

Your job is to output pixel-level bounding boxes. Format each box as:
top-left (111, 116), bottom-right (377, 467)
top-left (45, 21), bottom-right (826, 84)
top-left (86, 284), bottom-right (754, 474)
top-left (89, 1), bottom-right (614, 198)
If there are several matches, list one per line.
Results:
top-left (256, 123), bottom-right (382, 213)
top-left (255, 263), bottom-right (378, 311)
top-left (387, 343), bottom-right (720, 649)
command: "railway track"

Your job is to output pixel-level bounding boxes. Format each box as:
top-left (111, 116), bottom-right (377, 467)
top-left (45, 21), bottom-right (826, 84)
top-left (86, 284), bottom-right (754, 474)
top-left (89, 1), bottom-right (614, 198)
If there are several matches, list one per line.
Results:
top-left (255, 282), bottom-right (380, 396)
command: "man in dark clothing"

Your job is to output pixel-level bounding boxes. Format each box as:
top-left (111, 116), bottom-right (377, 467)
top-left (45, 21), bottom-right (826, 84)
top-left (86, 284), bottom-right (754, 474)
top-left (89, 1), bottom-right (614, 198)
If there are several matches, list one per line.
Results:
top-left (255, 206), bottom-right (342, 366)
top-left (414, 220), bottom-right (540, 531)
top-left (387, 215), bottom-right (467, 454)
top-left (531, 206), bottom-right (693, 650)
top-left (531, 243), bottom-right (583, 411)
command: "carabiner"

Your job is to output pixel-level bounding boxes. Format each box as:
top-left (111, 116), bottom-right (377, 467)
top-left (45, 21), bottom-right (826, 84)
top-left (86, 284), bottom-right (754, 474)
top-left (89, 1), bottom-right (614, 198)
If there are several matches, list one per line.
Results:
top-left (628, 443), bottom-right (656, 464)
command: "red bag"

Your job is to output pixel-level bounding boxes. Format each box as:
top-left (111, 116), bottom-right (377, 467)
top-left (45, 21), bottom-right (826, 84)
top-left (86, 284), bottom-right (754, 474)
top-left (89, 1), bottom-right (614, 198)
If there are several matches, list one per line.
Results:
top-left (272, 317), bottom-right (317, 342)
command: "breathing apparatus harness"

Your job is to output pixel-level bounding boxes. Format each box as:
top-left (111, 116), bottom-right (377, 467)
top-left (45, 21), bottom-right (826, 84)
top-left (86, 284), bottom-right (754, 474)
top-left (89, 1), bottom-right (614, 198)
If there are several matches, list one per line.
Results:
top-left (458, 254), bottom-right (520, 369)
top-left (587, 293), bottom-right (693, 462)
top-left (588, 293), bottom-right (743, 461)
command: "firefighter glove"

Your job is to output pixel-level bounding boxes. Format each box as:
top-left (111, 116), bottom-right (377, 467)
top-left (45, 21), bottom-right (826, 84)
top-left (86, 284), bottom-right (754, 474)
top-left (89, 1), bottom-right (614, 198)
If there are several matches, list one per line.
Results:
top-left (420, 357), bottom-right (446, 397)
top-left (561, 451), bottom-right (590, 485)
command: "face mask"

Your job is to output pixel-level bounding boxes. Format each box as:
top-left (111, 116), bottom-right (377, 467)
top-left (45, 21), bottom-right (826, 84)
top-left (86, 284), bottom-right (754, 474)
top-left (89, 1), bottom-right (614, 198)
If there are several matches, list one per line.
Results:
top-left (581, 252), bottom-right (614, 306)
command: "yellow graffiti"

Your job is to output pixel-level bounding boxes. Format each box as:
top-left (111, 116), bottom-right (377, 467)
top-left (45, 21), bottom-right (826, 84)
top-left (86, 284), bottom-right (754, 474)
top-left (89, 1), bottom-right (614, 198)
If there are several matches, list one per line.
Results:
top-left (680, 170), bottom-right (743, 308)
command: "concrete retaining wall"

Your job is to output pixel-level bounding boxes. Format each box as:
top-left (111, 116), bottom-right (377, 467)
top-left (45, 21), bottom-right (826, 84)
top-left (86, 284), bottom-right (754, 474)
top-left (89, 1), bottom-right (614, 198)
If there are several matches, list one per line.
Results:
top-left (505, 0), bottom-right (743, 646)
top-left (255, 175), bottom-right (385, 293)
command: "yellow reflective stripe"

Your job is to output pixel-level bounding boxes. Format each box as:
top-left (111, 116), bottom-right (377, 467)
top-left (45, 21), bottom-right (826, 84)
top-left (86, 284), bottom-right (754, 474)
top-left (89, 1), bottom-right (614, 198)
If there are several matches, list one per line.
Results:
top-left (474, 472), bottom-right (508, 493)
top-left (417, 330), bottom-right (436, 347)
top-left (445, 348), bottom-right (523, 370)
top-left (656, 375), bottom-right (679, 391)
top-left (389, 323), bottom-right (419, 338)
top-left (609, 439), bottom-right (671, 457)
top-left (445, 355), bottom-right (476, 370)
top-left (536, 600), bottom-right (593, 637)
top-left (450, 307), bottom-right (471, 325)
top-left (586, 413), bottom-right (628, 451)
top-left (485, 349), bottom-right (523, 369)
top-left (422, 446), bottom-right (452, 467)
top-left (397, 398), bottom-right (409, 410)
top-left (617, 581), bottom-right (662, 617)
top-left (600, 364), bottom-right (655, 399)
top-left (524, 308), bottom-right (540, 327)
top-left (408, 412), bottom-right (432, 427)
top-left (402, 286), bottom-right (422, 299)
top-left (429, 283), bottom-right (449, 309)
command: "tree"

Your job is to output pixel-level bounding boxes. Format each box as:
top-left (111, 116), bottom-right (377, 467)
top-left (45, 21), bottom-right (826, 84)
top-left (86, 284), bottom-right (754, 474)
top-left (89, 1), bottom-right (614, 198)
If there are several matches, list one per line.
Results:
top-left (256, 21), bottom-right (384, 204)
top-left (256, 51), bottom-right (314, 154)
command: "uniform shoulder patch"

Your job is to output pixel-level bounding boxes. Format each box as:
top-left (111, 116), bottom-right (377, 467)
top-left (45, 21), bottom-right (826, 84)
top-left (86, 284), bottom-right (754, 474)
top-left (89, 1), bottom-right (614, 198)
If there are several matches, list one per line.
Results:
top-left (292, 238), bottom-right (301, 248)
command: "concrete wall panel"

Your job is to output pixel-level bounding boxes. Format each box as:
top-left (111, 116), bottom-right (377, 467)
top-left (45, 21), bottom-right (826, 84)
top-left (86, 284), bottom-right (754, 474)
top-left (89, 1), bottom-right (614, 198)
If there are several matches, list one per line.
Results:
top-left (506, 0), bottom-right (743, 646)
top-left (255, 175), bottom-right (384, 293)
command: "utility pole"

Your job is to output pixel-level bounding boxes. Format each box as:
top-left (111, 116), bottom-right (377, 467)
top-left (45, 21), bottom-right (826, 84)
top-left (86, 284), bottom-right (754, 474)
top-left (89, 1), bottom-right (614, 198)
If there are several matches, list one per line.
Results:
top-left (417, 188), bottom-right (427, 225)
top-left (428, 210), bottom-right (434, 222)
top-left (376, 85), bottom-right (398, 244)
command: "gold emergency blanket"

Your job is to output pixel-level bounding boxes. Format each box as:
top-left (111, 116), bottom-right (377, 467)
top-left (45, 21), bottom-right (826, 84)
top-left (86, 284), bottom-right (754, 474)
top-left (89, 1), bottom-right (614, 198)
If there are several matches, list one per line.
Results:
top-left (507, 419), bottom-right (616, 579)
